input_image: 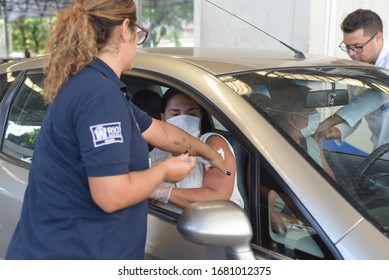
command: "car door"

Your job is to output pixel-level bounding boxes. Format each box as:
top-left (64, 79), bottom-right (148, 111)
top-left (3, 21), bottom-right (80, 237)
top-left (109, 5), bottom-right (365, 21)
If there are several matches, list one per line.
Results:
top-left (0, 70), bottom-right (46, 259)
top-left (120, 73), bottom-right (291, 259)
top-left (121, 72), bottom-right (343, 260)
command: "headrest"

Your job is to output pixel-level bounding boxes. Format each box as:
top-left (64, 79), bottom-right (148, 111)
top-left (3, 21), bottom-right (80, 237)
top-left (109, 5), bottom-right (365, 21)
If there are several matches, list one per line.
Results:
top-left (131, 90), bottom-right (162, 120)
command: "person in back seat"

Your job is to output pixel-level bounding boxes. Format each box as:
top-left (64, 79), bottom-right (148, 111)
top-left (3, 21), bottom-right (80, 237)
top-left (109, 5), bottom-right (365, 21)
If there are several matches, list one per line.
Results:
top-left (149, 88), bottom-right (244, 213)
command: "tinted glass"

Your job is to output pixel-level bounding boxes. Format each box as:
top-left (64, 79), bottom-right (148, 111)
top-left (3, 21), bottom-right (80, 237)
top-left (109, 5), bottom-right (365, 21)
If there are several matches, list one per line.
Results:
top-left (221, 67), bottom-right (389, 237)
top-left (2, 74), bottom-right (46, 163)
top-left (0, 71), bottom-right (20, 102)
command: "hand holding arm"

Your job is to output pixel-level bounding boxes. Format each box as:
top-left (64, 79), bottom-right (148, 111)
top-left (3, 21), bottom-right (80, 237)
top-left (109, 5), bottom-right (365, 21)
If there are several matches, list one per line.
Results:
top-left (89, 153), bottom-right (195, 213)
top-left (168, 134), bottom-right (236, 208)
top-left (143, 119), bottom-right (229, 175)
top-left (325, 127), bottom-right (341, 139)
top-left (314, 114), bottom-right (345, 141)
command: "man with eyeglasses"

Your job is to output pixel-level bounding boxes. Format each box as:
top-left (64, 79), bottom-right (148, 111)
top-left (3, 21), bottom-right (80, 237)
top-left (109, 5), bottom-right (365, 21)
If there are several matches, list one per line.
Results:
top-left (315, 9), bottom-right (389, 157)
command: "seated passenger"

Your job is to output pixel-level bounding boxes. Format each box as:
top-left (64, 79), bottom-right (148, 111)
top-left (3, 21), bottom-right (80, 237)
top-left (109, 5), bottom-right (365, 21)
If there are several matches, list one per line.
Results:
top-left (149, 89), bottom-right (244, 213)
top-left (266, 106), bottom-right (334, 233)
top-left (262, 85), bottom-right (336, 235)
top-left (263, 82), bottom-right (335, 180)
top-left (276, 108), bottom-right (335, 179)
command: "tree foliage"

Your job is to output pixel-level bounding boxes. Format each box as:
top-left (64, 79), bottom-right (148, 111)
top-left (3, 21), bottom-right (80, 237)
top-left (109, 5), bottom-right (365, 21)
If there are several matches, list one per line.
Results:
top-left (141, 0), bottom-right (194, 47)
top-left (9, 17), bottom-right (53, 56)
top-left (6, 0), bottom-right (194, 56)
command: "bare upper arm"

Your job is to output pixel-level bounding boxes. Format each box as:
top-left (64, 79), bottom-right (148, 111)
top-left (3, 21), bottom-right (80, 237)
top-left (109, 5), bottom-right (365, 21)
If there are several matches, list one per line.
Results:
top-left (201, 134), bottom-right (236, 196)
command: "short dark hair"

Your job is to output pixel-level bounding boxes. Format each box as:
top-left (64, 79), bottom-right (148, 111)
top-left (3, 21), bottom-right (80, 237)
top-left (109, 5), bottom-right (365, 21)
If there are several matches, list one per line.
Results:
top-left (341, 9), bottom-right (383, 36)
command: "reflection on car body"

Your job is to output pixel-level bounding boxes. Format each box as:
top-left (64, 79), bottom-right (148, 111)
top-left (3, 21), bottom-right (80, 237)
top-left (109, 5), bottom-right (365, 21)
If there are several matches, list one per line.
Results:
top-left (1, 48), bottom-right (389, 259)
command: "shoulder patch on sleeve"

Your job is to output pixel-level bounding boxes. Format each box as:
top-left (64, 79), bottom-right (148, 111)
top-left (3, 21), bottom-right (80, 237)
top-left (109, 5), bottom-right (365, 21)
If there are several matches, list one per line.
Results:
top-left (90, 122), bottom-right (123, 147)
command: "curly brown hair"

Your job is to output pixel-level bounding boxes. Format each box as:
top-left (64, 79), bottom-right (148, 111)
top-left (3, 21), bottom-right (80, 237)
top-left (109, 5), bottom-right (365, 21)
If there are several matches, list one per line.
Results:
top-left (43, 0), bottom-right (137, 103)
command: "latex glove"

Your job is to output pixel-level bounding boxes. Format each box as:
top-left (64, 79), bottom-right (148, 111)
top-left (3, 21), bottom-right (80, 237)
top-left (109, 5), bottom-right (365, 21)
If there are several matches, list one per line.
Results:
top-left (149, 186), bottom-right (172, 204)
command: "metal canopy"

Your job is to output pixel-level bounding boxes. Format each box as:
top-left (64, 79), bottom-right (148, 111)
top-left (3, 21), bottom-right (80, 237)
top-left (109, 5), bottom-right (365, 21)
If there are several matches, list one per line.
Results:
top-left (0, 0), bottom-right (72, 21)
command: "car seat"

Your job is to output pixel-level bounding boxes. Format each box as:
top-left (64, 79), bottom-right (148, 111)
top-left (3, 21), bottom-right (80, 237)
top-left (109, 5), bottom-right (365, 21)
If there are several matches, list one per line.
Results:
top-left (201, 112), bottom-right (249, 212)
top-left (225, 134), bottom-right (249, 213)
top-left (131, 89), bottom-right (162, 151)
top-left (131, 89), bottom-right (162, 120)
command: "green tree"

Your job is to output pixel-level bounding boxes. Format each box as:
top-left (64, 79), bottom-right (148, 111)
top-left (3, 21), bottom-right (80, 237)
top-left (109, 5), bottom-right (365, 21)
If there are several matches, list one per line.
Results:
top-left (141, 0), bottom-right (193, 47)
top-left (10, 17), bottom-right (52, 56)
top-left (6, 0), bottom-right (194, 54)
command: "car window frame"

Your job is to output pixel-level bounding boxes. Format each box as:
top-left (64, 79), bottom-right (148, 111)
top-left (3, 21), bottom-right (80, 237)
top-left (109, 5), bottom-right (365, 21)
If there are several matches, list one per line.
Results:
top-left (221, 68), bottom-right (389, 243)
top-left (0, 70), bottom-right (45, 169)
top-left (0, 71), bottom-right (21, 104)
top-left (256, 156), bottom-right (341, 259)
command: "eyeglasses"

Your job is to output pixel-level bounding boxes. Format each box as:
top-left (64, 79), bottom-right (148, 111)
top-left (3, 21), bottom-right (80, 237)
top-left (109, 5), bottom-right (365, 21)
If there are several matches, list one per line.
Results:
top-left (339, 32), bottom-right (378, 54)
top-left (131, 23), bottom-right (149, 45)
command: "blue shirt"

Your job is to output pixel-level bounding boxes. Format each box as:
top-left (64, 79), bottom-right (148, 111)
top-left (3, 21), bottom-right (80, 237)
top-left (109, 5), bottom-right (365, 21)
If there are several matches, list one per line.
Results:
top-left (6, 58), bottom-right (152, 259)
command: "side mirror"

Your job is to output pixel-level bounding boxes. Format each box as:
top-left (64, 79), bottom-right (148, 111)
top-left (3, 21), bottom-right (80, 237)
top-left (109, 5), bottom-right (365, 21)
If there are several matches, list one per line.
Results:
top-left (177, 200), bottom-right (255, 260)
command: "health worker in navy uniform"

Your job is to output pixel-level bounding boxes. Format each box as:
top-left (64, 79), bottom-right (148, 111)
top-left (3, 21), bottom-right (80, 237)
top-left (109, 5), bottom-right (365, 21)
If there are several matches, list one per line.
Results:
top-left (6, 0), bottom-right (227, 260)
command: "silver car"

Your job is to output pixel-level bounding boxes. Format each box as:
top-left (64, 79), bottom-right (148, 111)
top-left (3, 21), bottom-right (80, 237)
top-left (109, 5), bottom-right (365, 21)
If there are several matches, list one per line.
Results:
top-left (1, 48), bottom-right (389, 259)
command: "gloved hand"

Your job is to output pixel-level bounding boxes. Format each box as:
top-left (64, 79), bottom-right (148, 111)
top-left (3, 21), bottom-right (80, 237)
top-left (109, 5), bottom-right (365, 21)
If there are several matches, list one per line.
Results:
top-left (149, 185), bottom-right (172, 204)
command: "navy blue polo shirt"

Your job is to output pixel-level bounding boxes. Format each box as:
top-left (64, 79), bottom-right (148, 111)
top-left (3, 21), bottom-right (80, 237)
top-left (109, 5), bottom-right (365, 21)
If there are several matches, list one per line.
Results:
top-left (6, 58), bottom-right (152, 259)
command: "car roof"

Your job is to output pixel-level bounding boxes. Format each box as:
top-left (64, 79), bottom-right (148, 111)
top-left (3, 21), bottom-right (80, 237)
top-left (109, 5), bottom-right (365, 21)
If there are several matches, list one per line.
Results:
top-left (137, 47), bottom-right (373, 75)
top-left (0, 47), bottom-right (373, 76)
top-left (0, 55), bottom-right (49, 73)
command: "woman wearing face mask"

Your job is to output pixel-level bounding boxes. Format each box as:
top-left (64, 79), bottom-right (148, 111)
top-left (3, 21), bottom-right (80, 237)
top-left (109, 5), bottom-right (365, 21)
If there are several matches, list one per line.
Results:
top-left (149, 89), bottom-right (244, 213)
top-left (6, 0), bottom-right (228, 260)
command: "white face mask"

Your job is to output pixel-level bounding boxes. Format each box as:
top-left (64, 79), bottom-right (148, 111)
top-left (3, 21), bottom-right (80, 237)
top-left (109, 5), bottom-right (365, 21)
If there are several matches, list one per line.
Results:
top-left (166, 115), bottom-right (201, 138)
top-left (299, 113), bottom-right (321, 138)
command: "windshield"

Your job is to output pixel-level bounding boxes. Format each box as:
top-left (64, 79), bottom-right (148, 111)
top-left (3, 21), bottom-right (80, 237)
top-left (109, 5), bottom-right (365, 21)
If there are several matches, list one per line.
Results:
top-left (220, 66), bottom-right (389, 236)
